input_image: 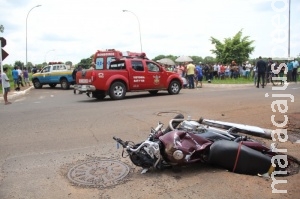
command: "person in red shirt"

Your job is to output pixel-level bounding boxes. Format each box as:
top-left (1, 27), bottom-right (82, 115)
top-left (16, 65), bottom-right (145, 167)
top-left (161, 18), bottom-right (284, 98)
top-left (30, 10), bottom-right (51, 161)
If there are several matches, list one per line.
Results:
top-left (219, 64), bottom-right (225, 79)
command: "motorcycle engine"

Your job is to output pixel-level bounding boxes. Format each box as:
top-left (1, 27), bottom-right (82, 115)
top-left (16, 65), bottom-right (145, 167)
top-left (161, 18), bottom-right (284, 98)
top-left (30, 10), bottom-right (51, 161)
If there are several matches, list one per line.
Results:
top-left (178, 120), bottom-right (201, 131)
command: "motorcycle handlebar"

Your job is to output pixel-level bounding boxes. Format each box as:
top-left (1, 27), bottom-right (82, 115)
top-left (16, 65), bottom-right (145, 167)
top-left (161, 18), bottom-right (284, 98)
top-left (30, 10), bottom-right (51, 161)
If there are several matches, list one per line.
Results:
top-left (113, 136), bottom-right (128, 148)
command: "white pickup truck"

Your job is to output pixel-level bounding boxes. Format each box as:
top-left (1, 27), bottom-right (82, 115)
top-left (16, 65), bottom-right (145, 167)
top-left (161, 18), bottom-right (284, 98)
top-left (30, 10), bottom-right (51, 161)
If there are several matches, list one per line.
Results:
top-left (31, 62), bottom-right (75, 89)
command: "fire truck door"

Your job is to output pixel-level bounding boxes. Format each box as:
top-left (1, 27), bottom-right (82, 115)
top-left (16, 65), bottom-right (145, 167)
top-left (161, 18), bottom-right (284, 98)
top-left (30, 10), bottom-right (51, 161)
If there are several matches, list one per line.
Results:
top-left (145, 62), bottom-right (163, 89)
top-left (129, 60), bottom-right (147, 90)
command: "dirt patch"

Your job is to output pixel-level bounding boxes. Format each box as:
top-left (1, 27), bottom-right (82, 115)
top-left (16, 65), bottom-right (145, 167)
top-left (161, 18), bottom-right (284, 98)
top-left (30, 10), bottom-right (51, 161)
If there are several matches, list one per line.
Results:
top-left (285, 112), bottom-right (300, 143)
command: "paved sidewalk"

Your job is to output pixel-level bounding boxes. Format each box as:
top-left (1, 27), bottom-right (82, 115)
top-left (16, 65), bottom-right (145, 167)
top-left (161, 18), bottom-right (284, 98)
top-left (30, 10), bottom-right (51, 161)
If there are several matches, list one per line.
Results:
top-left (0, 85), bottom-right (34, 102)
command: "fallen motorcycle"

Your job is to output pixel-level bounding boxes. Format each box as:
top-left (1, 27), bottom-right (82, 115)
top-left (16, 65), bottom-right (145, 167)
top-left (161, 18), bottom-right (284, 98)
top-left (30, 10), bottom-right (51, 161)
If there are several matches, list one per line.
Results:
top-left (113, 114), bottom-right (299, 176)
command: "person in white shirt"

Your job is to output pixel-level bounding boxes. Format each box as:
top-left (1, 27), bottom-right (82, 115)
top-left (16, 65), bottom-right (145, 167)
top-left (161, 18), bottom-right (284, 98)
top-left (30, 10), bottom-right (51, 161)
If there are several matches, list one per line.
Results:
top-left (1, 67), bottom-right (12, 105)
top-left (245, 61), bottom-right (252, 78)
top-left (17, 67), bottom-right (24, 87)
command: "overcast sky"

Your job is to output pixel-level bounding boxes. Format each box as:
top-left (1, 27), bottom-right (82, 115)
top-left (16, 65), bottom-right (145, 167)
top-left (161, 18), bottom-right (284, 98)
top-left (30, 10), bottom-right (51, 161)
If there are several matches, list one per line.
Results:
top-left (1, 0), bottom-right (299, 65)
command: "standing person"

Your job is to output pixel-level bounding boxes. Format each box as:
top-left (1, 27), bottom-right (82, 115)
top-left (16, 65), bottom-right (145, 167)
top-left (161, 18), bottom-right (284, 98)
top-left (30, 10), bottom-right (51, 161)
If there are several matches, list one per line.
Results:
top-left (23, 68), bottom-right (30, 86)
top-left (186, 61), bottom-right (195, 89)
top-left (292, 59), bottom-right (299, 82)
top-left (245, 61), bottom-right (252, 78)
top-left (287, 60), bottom-right (293, 82)
top-left (72, 65), bottom-right (82, 94)
top-left (279, 62), bottom-right (285, 85)
top-left (32, 66), bottom-right (37, 74)
top-left (17, 67), bottom-right (24, 87)
top-left (230, 61), bottom-right (238, 79)
top-left (195, 64), bottom-right (203, 88)
top-left (175, 65), bottom-right (185, 77)
top-left (203, 64), bottom-right (209, 81)
top-left (12, 67), bottom-right (20, 90)
top-left (1, 67), bottom-right (12, 105)
top-left (256, 56), bottom-right (267, 88)
top-left (89, 62), bottom-right (96, 70)
top-left (219, 64), bottom-right (225, 79)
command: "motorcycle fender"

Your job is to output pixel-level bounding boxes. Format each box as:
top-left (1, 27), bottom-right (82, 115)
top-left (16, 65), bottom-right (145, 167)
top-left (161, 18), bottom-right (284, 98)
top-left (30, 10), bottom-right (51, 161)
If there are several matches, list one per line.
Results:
top-left (208, 140), bottom-right (272, 175)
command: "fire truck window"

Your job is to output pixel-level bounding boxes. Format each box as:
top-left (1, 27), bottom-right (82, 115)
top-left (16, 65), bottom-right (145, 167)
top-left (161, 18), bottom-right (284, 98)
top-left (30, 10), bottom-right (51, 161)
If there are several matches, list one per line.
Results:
top-left (110, 61), bottom-right (125, 70)
top-left (107, 57), bottom-right (116, 68)
top-left (132, 61), bottom-right (144, 71)
top-left (96, 58), bottom-right (104, 70)
top-left (146, 62), bottom-right (159, 72)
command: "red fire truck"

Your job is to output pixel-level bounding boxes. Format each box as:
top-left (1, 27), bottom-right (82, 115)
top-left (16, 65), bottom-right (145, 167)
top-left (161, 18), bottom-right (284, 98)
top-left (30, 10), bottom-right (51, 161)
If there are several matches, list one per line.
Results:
top-left (75, 49), bottom-right (182, 100)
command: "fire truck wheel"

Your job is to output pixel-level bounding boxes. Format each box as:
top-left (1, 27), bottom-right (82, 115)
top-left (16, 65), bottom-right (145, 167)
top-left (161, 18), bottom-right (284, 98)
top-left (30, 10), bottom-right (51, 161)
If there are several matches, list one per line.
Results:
top-left (109, 82), bottom-right (126, 100)
top-left (168, 80), bottom-right (180, 95)
top-left (33, 79), bottom-right (43, 89)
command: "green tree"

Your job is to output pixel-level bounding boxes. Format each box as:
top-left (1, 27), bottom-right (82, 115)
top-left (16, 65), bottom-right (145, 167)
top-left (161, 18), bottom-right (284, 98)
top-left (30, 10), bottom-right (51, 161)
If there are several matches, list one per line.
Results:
top-left (210, 29), bottom-right (254, 64)
top-left (26, 62), bottom-right (33, 70)
top-left (78, 56), bottom-right (93, 69)
top-left (190, 56), bottom-right (204, 65)
top-left (14, 61), bottom-right (24, 69)
top-left (65, 61), bottom-right (72, 66)
top-left (152, 55), bottom-right (177, 63)
top-left (203, 56), bottom-right (216, 64)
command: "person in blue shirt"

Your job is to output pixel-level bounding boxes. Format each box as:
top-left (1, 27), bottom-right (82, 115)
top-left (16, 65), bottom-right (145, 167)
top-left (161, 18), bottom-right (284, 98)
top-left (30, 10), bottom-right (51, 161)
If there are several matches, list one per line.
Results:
top-left (287, 60), bottom-right (293, 82)
top-left (292, 59), bottom-right (299, 82)
top-left (11, 67), bottom-right (20, 90)
top-left (195, 64), bottom-right (203, 88)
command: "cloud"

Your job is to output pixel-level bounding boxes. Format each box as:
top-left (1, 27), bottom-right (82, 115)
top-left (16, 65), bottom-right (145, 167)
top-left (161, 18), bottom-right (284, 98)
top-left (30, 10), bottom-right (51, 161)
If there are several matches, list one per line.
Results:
top-left (1, 0), bottom-right (299, 65)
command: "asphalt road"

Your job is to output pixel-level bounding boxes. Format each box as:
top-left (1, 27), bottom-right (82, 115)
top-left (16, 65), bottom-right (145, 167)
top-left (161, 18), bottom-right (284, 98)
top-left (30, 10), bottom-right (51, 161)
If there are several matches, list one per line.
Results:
top-left (0, 83), bottom-right (299, 199)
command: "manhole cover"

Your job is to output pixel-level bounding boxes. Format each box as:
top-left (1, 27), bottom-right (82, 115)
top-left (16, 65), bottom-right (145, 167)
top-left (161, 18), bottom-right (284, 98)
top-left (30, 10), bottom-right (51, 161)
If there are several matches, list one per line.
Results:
top-left (67, 160), bottom-right (130, 188)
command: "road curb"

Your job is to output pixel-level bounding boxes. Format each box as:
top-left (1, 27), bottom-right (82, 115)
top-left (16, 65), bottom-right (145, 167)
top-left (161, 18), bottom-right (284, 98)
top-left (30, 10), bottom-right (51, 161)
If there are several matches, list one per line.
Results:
top-left (202, 83), bottom-right (254, 88)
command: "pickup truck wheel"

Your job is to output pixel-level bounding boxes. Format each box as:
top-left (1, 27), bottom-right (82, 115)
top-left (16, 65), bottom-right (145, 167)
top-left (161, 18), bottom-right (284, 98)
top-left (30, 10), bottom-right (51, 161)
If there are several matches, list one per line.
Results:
top-left (149, 90), bottom-right (159, 95)
top-left (33, 79), bottom-right (43, 89)
top-left (168, 80), bottom-right (180, 95)
top-left (60, 78), bottom-right (70, 90)
top-left (49, 83), bottom-right (57, 88)
top-left (109, 82), bottom-right (126, 100)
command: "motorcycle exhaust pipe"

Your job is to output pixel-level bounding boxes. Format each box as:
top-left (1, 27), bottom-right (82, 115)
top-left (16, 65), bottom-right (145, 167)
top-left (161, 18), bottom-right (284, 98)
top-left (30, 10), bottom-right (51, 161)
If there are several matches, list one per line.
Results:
top-left (198, 117), bottom-right (273, 140)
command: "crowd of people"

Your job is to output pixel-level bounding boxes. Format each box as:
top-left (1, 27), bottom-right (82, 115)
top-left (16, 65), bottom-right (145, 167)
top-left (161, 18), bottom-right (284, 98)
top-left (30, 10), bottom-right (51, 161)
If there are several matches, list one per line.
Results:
top-left (255, 57), bottom-right (299, 88)
top-left (163, 58), bottom-right (299, 89)
top-left (11, 66), bottom-right (31, 91)
top-left (164, 61), bottom-right (254, 88)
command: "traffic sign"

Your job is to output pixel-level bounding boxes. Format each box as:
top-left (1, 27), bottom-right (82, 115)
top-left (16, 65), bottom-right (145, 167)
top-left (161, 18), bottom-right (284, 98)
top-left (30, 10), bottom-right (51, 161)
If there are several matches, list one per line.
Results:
top-left (2, 49), bottom-right (9, 61)
top-left (0, 37), bottom-right (6, 47)
top-left (0, 37), bottom-right (9, 61)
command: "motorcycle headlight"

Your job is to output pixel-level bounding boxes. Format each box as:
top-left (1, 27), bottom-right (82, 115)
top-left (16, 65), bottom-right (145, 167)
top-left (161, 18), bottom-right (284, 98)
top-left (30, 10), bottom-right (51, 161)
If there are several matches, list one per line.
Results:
top-left (173, 150), bottom-right (184, 160)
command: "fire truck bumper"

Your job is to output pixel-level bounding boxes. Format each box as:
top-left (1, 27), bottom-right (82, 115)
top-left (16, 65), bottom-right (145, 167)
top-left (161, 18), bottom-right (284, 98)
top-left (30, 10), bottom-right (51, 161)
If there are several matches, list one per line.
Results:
top-left (74, 84), bottom-right (96, 92)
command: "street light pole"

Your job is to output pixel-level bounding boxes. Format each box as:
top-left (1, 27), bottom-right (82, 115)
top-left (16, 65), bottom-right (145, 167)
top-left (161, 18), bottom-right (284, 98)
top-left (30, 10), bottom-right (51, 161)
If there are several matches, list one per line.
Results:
top-left (288, 0), bottom-right (291, 58)
top-left (26, 5), bottom-right (41, 69)
top-left (44, 49), bottom-right (55, 63)
top-left (122, 10), bottom-right (143, 52)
